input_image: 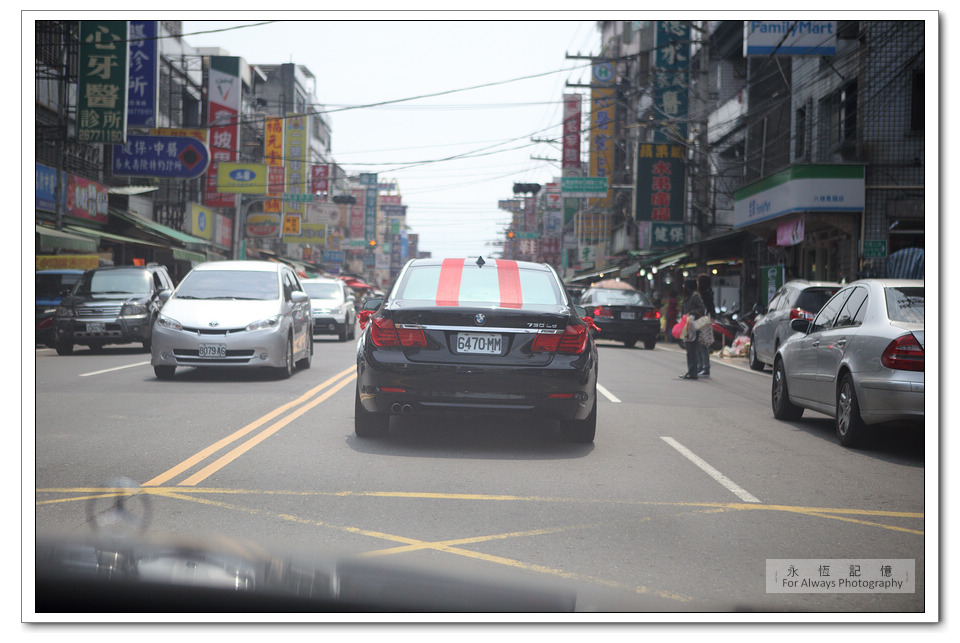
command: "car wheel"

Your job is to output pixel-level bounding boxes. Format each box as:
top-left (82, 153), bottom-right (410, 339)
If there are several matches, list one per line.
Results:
top-left (643, 337), bottom-right (657, 350)
top-left (354, 385), bottom-right (389, 438)
top-left (154, 365), bottom-right (175, 380)
top-left (54, 335), bottom-right (73, 356)
top-left (296, 335), bottom-right (312, 370)
top-left (142, 339), bottom-right (152, 353)
top-left (277, 335), bottom-right (294, 379)
top-left (836, 374), bottom-right (867, 448)
top-left (348, 319), bottom-right (356, 340)
top-left (623, 339), bottom-right (637, 348)
top-left (338, 324), bottom-right (348, 342)
top-left (748, 336), bottom-right (764, 370)
top-left (560, 396), bottom-right (596, 443)
top-left (771, 358), bottom-right (803, 420)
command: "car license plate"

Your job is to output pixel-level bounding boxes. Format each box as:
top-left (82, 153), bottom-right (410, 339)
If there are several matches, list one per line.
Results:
top-left (86, 322), bottom-right (105, 333)
top-left (456, 333), bottom-right (502, 354)
top-left (198, 344), bottom-right (226, 358)
top-left (620, 312), bottom-right (636, 320)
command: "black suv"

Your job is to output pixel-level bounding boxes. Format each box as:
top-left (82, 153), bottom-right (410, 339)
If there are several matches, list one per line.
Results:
top-left (53, 264), bottom-right (175, 355)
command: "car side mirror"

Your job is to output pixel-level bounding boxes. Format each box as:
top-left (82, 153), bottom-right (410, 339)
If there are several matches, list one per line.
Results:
top-left (790, 318), bottom-right (811, 333)
top-left (361, 297), bottom-right (383, 312)
top-left (291, 291), bottom-right (310, 304)
top-left (158, 289), bottom-right (173, 304)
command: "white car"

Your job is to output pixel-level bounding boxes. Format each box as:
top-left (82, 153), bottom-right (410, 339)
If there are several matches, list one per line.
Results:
top-left (150, 261), bottom-right (313, 380)
top-left (302, 277), bottom-right (357, 341)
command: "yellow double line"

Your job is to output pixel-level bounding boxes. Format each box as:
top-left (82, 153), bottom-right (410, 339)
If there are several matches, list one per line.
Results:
top-left (143, 365), bottom-right (356, 487)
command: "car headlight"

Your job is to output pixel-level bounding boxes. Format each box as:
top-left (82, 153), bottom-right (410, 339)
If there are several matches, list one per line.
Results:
top-left (55, 306), bottom-right (74, 318)
top-left (156, 314), bottom-right (183, 331)
top-left (246, 315), bottom-right (281, 332)
top-left (121, 303), bottom-right (148, 316)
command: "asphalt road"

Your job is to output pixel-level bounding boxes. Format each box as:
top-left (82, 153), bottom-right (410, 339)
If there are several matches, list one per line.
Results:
top-left (32, 333), bottom-right (928, 616)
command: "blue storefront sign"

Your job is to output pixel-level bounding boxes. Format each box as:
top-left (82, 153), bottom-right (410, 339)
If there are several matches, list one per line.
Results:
top-left (127, 20), bottom-right (159, 127)
top-left (36, 163), bottom-right (60, 213)
top-left (113, 134), bottom-right (210, 179)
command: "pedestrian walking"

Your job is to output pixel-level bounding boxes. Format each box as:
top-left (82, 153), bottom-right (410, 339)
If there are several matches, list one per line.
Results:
top-left (697, 274), bottom-right (716, 378)
top-left (679, 278), bottom-right (705, 380)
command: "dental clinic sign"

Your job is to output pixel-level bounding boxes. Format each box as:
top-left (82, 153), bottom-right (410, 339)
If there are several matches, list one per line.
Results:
top-left (734, 165), bottom-right (864, 229)
top-left (744, 21), bottom-right (837, 56)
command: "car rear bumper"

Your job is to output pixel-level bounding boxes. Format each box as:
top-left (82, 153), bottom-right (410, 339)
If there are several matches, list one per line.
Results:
top-left (593, 319), bottom-right (659, 342)
top-left (857, 376), bottom-right (925, 424)
top-left (357, 353), bottom-right (597, 421)
top-left (313, 316), bottom-right (347, 335)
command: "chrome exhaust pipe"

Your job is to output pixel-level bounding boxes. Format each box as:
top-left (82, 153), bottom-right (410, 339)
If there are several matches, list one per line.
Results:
top-left (391, 403), bottom-right (402, 414)
top-left (401, 404), bottom-right (413, 415)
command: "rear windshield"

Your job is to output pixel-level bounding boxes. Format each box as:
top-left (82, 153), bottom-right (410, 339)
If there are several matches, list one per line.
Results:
top-left (36, 273), bottom-right (81, 298)
top-left (303, 282), bottom-right (342, 300)
top-left (885, 286), bottom-right (924, 323)
top-left (587, 289), bottom-right (652, 306)
top-left (74, 270), bottom-right (152, 297)
top-left (175, 270), bottom-right (279, 301)
top-left (395, 261), bottom-right (563, 307)
top-left (796, 288), bottom-right (838, 314)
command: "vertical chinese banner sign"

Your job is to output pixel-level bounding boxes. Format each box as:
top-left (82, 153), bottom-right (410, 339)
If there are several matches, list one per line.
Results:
top-left (264, 116), bottom-right (284, 213)
top-left (77, 21), bottom-right (128, 144)
top-left (586, 62), bottom-right (615, 246)
top-left (127, 20), bottom-right (158, 128)
top-left (283, 113), bottom-right (309, 235)
top-left (562, 93), bottom-right (582, 236)
top-left (205, 56), bottom-right (241, 209)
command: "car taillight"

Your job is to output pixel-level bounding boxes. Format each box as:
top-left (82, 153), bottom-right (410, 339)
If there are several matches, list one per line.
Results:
top-left (643, 310), bottom-right (660, 320)
top-left (558, 324), bottom-right (588, 354)
top-left (789, 308), bottom-right (815, 321)
top-left (396, 325), bottom-right (428, 348)
top-left (531, 331), bottom-right (562, 352)
top-left (370, 317), bottom-right (401, 347)
top-left (880, 334), bottom-right (924, 372)
top-left (371, 318), bottom-right (427, 348)
top-left (592, 306), bottom-right (614, 318)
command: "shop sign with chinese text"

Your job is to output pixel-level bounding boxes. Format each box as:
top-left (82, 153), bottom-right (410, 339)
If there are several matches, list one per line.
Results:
top-left (653, 21), bottom-right (690, 143)
top-left (78, 21), bottom-right (128, 143)
top-left (635, 144), bottom-right (686, 222)
top-left (113, 134), bottom-right (210, 179)
top-left (127, 21), bottom-right (158, 127)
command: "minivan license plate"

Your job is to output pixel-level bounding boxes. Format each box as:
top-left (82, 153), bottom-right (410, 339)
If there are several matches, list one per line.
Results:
top-left (199, 344), bottom-right (226, 358)
top-left (86, 322), bottom-right (105, 333)
top-left (456, 333), bottom-right (502, 354)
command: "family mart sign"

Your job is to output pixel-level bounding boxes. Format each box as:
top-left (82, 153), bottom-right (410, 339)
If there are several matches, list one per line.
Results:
top-left (733, 165), bottom-right (864, 229)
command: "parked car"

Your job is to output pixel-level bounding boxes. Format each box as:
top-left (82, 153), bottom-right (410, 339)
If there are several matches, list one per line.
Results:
top-left (577, 284), bottom-right (660, 349)
top-left (150, 261), bottom-right (313, 380)
top-left (302, 277), bottom-right (357, 341)
top-left (771, 279), bottom-right (924, 447)
top-left (36, 269), bottom-right (83, 347)
top-left (53, 264), bottom-right (174, 355)
top-left (748, 279), bottom-right (841, 370)
top-left (354, 257), bottom-right (599, 442)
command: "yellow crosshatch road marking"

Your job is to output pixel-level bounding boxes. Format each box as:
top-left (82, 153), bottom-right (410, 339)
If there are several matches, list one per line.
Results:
top-left (36, 487), bottom-right (923, 603)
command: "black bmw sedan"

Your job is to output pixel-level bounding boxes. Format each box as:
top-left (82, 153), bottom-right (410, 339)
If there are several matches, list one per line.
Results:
top-left (354, 257), bottom-right (599, 442)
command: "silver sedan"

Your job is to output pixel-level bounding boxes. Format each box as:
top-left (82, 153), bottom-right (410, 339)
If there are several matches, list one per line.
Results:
top-left (151, 261), bottom-right (313, 380)
top-left (771, 279), bottom-right (924, 447)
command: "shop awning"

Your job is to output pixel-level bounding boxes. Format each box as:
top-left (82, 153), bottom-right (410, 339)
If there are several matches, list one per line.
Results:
top-left (111, 209), bottom-right (210, 248)
top-left (66, 225), bottom-right (165, 249)
top-left (173, 248), bottom-right (207, 263)
top-left (565, 265), bottom-right (621, 284)
top-left (36, 225), bottom-right (98, 253)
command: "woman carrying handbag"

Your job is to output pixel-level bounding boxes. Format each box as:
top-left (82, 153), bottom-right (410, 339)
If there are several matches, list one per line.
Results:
top-left (696, 273), bottom-right (716, 378)
top-left (679, 277), bottom-right (705, 380)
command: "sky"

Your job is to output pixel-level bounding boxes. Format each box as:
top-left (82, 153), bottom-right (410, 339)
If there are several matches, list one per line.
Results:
top-left (180, 18), bottom-right (600, 260)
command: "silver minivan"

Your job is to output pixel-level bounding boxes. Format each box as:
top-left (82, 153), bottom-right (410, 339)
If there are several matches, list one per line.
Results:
top-left (302, 277), bottom-right (357, 341)
top-left (150, 261), bottom-right (313, 380)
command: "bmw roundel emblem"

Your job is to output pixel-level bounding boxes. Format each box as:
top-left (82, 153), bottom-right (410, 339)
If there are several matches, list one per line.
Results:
top-left (474, 313), bottom-right (486, 326)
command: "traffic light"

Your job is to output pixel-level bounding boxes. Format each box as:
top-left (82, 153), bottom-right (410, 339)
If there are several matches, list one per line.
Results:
top-left (368, 239), bottom-right (377, 248)
top-left (513, 183), bottom-right (541, 195)
top-left (506, 230), bottom-right (515, 239)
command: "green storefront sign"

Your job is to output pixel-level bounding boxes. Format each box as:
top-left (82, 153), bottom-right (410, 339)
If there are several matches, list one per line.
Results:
top-left (863, 239), bottom-right (888, 259)
top-left (77, 21), bottom-right (129, 143)
top-left (759, 264), bottom-right (785, 307)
